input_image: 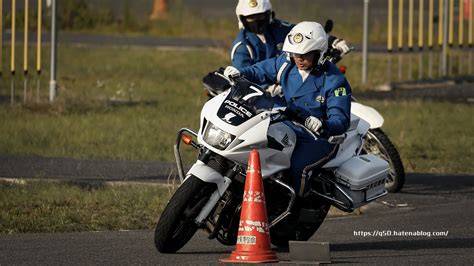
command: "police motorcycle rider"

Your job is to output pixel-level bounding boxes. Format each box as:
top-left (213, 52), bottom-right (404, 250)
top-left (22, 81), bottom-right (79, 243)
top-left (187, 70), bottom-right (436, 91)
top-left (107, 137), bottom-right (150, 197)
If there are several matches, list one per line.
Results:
top-left (224, 21), bottom-right (352, 196)
top-left (231, 0), bottom-right (350, 70)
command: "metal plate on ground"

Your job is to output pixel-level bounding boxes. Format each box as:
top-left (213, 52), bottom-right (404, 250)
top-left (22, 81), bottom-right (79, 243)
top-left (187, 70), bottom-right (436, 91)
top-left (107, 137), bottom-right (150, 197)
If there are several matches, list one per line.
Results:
top-left (289, 241), bottom-right (331, 264)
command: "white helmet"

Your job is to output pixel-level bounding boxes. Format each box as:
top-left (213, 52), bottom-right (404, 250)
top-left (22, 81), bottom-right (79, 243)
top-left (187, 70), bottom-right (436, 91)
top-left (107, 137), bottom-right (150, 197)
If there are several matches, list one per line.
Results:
top-left (282, 21), bottom-right (328, 67)
top-left (236, 0), bottom-right (273, 33)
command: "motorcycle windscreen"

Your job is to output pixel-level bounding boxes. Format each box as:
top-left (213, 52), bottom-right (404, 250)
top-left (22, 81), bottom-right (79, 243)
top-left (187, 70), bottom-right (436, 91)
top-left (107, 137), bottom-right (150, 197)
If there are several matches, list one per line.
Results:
top-left (217, 80), bottom-right (273, 126)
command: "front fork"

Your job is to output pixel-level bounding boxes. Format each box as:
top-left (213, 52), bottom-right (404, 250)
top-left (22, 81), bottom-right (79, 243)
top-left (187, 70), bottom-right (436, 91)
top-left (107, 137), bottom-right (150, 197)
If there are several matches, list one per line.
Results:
top-left (191, 164), bottom-right (235, 225)
top-left (174, 128), bottom-right (236, 225)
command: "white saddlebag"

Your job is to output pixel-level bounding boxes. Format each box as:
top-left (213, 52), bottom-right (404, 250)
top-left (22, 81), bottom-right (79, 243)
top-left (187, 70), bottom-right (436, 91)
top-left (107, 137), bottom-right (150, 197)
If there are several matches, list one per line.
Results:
top-left (334, 154), bottom-right (389, 208)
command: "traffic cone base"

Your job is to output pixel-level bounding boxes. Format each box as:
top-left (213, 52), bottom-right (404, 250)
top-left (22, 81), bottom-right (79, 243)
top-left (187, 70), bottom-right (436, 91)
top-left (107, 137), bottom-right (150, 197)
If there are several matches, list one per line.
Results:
top-left (220, 149), bottom-right (279, 264)
top-left (220, 250), bottom-right (279, 263)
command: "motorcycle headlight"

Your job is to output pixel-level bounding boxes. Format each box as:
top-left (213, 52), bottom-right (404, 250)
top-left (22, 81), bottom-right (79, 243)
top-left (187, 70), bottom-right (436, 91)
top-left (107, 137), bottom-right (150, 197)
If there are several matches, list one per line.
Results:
top-left (203, 122), bottom-right (235, 150)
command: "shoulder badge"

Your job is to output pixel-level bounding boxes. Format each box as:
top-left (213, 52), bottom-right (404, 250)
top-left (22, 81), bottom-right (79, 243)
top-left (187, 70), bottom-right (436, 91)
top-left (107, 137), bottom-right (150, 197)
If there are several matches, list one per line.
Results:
top-left (334, 87), bottom-right (347, 97)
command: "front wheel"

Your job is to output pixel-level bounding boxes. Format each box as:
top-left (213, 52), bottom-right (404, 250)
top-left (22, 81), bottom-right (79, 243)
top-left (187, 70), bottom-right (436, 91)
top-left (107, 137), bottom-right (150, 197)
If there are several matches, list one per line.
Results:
top-left (154, 175), bottom-right (216, 253)
top-left (364, 128), bottom-right (405, 193)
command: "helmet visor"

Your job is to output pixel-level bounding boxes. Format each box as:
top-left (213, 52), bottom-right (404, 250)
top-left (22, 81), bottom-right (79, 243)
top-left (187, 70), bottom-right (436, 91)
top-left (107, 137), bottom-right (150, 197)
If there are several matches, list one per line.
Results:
top-left (289, 50), bottom-right (320, 60)
top-left (241, 12), bottom-right (271, 34)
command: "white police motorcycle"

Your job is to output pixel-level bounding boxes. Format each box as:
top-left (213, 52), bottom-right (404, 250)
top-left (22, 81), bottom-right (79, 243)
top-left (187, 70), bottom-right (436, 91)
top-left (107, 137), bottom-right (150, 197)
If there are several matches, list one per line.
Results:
top-left (154, 73), bottom-right (389, 253)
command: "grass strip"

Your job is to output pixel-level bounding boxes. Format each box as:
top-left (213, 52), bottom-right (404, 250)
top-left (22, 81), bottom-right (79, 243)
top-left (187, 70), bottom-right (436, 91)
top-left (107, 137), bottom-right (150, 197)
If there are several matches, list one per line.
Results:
top-left (0, 180), bottom-right (170, 234)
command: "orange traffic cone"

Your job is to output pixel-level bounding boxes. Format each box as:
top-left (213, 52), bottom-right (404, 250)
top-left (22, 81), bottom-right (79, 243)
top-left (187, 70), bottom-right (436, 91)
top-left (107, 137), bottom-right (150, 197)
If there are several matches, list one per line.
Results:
top-left (220, 149), bottom-right (279, 264)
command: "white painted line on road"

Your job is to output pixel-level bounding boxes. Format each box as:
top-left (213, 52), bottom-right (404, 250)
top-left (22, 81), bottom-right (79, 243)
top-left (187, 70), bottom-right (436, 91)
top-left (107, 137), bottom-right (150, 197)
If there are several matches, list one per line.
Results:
top-left (0, 177), bottom-right (27, 184)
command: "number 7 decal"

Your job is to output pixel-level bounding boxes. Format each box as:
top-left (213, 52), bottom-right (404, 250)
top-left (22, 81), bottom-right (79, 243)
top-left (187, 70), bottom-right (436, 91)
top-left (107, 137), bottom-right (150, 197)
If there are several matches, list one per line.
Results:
top-left (242, 86), bottom-right (264, 101)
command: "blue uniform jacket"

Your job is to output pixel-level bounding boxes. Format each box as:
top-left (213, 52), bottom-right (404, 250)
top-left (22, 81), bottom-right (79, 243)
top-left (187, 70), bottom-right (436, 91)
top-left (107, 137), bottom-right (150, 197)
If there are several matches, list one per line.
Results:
top-left (239, 54), bottom-right (352, 137)
top-left (230, 19), bottom-right (293, 69)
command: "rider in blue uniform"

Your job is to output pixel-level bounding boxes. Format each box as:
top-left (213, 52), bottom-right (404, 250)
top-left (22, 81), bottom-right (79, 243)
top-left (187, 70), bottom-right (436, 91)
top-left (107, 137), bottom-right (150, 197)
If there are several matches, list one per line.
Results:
top-left (225, 21), bottom-right (352, 196)
top-left (231, 0), bottom-right (350, 69)
top-left (231, 18), bottom-right (291, 69)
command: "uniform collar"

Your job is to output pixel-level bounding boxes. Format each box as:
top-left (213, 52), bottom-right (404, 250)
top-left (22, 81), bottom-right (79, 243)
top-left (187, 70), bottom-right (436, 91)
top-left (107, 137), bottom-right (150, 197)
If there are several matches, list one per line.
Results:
top-left (287, 65), bottom-right (326, 98)
top-left (245, 29), bottom-right (278, 59)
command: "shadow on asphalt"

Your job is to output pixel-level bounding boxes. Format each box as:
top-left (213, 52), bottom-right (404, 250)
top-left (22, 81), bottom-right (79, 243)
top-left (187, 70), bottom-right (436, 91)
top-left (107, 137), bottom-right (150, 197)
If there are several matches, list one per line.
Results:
top-left (356, 82), bottom-right (474, 104)
top-left (331, 237), bottom-right (474, 252)
top-left (174, 251), bottom-right (231, 255)
top-left (402, 173), bottom-right (474, 195)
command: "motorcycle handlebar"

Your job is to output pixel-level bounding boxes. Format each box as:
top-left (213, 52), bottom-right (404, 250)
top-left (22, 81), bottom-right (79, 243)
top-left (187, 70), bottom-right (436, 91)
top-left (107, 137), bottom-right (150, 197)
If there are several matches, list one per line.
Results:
top-left (273, 108), bottom-right (306, 125)
top-left (326, 46), bottom-right (354, 64)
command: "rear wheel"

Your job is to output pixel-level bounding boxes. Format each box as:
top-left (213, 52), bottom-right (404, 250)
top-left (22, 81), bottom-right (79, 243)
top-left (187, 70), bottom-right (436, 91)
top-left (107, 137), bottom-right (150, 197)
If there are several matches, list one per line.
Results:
top-left (154, 175), bottom-right (216, 253)
top-left (364, 128), bottom-right (405, 193)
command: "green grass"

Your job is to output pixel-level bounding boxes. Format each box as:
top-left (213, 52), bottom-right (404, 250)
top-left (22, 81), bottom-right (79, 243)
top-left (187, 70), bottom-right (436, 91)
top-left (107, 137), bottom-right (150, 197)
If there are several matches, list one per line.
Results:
top-left (0, 181), bottom-right (170, 234)
top-left (364, 100), bottom-right (474, 174)
top-left (0, 45), bottom-right (472, 174)
top-left (1, 45), bottom-right (228, 162)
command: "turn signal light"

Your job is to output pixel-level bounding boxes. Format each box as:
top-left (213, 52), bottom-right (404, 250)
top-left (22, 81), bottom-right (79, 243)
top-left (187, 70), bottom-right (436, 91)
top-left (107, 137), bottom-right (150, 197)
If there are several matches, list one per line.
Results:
top-left (339, 65), bottom-right (347, 74)
top-left (182, 134), bottom-right (193, 145)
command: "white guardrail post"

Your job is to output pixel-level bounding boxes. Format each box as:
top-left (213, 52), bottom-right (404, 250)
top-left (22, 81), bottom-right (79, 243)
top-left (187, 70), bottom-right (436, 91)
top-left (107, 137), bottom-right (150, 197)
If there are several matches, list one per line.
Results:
top-left (362, 0), bottom-right (370, 84)
top-left (49, 0), bottom-right (57, 102)
top-left (441, 0), bottom-right (449, 77)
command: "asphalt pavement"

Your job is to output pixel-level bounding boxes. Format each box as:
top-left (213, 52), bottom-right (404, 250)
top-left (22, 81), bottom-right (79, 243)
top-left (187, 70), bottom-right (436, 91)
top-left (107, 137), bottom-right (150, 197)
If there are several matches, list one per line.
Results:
top-left (357, 79), bottom-right (474, 103)
top-left (3, 31), bottom-right (224, 49)
top-left (0, 155), bottom-right (175, 183)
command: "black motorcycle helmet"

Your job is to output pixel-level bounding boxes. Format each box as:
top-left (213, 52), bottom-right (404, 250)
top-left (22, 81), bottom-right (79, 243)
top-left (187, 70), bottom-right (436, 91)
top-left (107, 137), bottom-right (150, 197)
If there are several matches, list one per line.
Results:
top-left (240, 10), bottom-right (273, 34)
top-left (236, 0), bottom-right (274, 34)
